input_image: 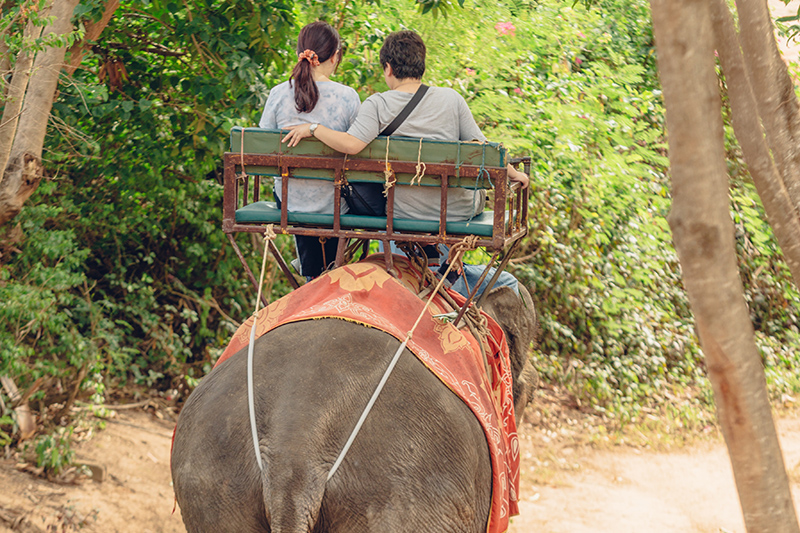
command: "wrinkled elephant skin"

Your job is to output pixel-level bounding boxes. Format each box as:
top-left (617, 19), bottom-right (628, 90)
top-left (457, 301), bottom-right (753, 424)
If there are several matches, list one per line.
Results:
top-left (171, 285), bottom-right (538, 532)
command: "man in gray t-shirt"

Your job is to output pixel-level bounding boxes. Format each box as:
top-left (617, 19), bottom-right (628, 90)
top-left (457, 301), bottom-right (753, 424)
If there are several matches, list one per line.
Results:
top-left (282, 31), bottom-right (528, 222)
top-left (282, 30), bottom-right (527, 296)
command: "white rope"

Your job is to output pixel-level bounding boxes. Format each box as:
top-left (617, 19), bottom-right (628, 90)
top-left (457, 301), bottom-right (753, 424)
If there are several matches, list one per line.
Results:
top-left (247, 225), bottom-right (276, 472)
top-left (410, 137), bottom-right (426, 186)
top-left (327, 239), bottom-right (472, 481)
top-left (327, 337), bottom-right (408, 481)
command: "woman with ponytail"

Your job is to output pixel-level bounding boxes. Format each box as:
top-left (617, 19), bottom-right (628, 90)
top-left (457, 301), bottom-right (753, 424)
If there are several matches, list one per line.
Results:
top-left (259, 21), bottom-right (361, 279)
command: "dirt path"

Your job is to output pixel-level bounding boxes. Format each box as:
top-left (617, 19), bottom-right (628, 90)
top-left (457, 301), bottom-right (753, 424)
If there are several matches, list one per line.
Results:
top-left (0, 410), bottom-right (185, 533)
top-left (2, 407), bottom-right (800, 532)
top-left (509, 415), bottom-right (800, 533)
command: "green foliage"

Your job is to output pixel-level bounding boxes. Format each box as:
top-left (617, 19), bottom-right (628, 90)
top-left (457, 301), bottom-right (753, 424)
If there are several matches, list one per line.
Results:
top-left (25, 427), bottom-right (76, 478)
top-left (1, 1), bottom-right (86, 61)
top-left (0, 414), bottom-right (13, 447)
top-left (1, 0), bottom-right (798, 434)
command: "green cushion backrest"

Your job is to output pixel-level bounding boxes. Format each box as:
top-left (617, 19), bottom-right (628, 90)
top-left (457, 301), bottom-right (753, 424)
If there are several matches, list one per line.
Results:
top-left (229, 127), bottom-right (505, 189)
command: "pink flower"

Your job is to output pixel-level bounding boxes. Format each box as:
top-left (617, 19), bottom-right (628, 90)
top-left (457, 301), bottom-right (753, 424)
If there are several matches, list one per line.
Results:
top-left (513, 88), bottom-right (522, 94)
top-left (465, 68), bottom-right (476, 76)
top-left (578, 32), bottom-right (586, 39)
top-left (495, 22), bottom-right (516, 37)
top-left (575, 57), bottom-right (583, 65)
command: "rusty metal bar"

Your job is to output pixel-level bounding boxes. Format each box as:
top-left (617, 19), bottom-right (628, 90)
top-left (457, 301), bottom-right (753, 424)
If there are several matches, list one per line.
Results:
top-left (439, 173), bottom-right (448, 242)
top-left (333, 167), bottom-right (342, 233)
top-left (268, 239), bottom-right (300, 290)
top-left (223, 154), bottom-right (237, 233)
top-left (475, 238), bottom-right (522, 309)
top-left (491, 171), bottom-right (508, 251)
top-left (226, 233), bottom-right (269, 308)
top-left (226, 224), bottom-right (527, 250)
top-left (335, 238), bottom-right (347, 268)
top-left (280, 166), bottom-right (289, 230)
top-left (452, 248), bottom-right (503, 327)
top-left (224, 153), bottom-right (506, 182)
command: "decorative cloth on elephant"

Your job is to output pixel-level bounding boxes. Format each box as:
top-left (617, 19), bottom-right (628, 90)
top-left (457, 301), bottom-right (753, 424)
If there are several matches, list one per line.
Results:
top-left (217, 255), bottom-right (520, 533)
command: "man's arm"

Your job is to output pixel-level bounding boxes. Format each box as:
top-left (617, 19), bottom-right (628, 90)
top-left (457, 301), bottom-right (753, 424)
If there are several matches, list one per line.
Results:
top-left (282, 123), bottom-right (368, 154)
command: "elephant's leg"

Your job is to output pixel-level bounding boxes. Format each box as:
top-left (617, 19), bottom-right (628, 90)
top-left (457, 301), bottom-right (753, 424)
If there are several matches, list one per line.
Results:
top-left (172, 367), bottom-right (269, 532)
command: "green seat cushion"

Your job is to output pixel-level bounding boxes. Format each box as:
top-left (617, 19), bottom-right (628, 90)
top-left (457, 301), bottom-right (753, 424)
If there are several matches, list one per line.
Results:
top-left (235, 201), bottom-right (496, 237)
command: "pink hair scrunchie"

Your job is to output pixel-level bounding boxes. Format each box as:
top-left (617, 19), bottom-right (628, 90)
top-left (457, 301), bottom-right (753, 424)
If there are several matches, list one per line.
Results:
top-left (298, 49), bottom-right (321, 67)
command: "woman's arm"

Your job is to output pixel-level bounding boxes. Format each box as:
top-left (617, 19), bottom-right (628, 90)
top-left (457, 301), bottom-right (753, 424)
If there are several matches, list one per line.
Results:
top-left (282, 123), bottom-right (368, 154)
top-left (507, 164), bottom-right (529, 189)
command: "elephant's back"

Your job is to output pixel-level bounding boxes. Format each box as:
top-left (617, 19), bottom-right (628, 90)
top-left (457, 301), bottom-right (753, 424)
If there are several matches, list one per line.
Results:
top-left (174, 318), bottom-right (492, 532)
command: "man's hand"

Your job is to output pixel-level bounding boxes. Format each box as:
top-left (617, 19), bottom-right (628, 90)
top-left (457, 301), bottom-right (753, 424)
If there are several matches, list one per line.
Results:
top-left (507, 164), bottom-right (529, 189)
top-left (282, 124), bottom-right (313, 147)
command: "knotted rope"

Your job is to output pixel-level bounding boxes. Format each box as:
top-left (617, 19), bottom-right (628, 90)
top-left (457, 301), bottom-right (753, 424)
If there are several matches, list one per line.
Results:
top-left (247, 225), bottom-right (276, 471)
top-left (238, 128), bottom-right (248, 185)
top-left (383, 137), bottom-right (395, 197)
top-left (410, 137), bottom-right (426, 186)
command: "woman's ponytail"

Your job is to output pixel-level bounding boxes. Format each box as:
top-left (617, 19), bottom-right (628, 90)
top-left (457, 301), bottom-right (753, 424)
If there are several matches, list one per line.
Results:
top-left (289, 21), bottom-right (341, 114)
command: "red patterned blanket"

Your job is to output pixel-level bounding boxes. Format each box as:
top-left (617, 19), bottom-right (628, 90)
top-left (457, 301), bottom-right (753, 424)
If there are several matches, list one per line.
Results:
top-left (217, 255), bottom-right (520, 532)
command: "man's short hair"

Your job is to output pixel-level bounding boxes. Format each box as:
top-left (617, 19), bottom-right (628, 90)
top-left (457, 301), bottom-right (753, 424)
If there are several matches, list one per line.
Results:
top-left (380, 31), bottom-right (426, 80)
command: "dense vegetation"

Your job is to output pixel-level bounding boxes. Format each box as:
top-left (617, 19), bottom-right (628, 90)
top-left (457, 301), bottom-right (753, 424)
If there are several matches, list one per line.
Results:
top-left (1, 0), bottom-right (798, 457)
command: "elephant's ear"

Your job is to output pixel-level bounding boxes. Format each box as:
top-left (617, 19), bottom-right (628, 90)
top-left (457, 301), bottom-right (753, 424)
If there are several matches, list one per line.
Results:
top-left (482, 285), bottom-right (538, 370)
top-left (482, 285), bottom-right (540, 419)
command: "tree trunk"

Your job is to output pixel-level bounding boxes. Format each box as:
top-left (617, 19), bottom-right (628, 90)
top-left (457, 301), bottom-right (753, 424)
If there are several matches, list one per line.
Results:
top-left (736, 0), bottom-right (800, 213)
top-left (65, 0), bottom-right (120, 76)
top-left (0, 19), bottom-right (43, 180)
top-left (0, 38), bottom-right (10, 100)
top-left (710, 0), bottom-right (800, 288)
top-left (0, 0), bottom-right (80, 228)
top-left (650, 0), bottom-right (800, 531)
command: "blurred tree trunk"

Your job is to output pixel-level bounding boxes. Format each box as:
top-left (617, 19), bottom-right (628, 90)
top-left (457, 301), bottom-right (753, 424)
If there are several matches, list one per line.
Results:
top-left (0, 18), bottom-right (42, 176)
top-left (711, 0), bottom-right (800, 286)
top-left (65, 0), bottom-right (120, 76)
top-left (0, 0), bottom-right (80, 228)
top-left (736, 0), bottom-right (800, 213)
top-left (650, 0), bottom-right (800, 531)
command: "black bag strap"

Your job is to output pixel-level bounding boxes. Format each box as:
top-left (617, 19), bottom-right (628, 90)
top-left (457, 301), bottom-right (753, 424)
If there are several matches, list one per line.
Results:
top-left (379, 84), bottom-right (429, 137)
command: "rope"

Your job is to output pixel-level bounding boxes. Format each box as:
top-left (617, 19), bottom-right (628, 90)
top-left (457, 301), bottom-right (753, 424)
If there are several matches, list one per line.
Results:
top-left (238, 127), bottom-right (248, 184)
top-left (327, 235), bottom-right (476, 481)
top-left (466, 142), bottom-right (491, 224)
top-left (247, 224), bottom-right (276, 472)
top-left (455, 142), bottom-right (462, 181)
top-left (319, 237), bottom-right (328, 271)
top-left (410, 137), bottom-right (426, 186)
top-left (383, 137), bottom-right (395, 197)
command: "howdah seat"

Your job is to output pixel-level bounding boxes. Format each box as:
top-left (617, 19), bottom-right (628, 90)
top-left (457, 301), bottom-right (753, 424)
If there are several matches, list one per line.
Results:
top-left (223, 127), bottom-right (528, 295)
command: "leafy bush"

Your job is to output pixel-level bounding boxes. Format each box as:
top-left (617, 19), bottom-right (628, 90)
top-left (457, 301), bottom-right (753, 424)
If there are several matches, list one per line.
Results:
top-left (1, 0), bottom-right (798, 436)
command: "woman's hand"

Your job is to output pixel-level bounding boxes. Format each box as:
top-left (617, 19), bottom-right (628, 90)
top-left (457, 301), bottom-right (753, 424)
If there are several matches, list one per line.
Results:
top-left (507, 164), bottom-right (529, 189)
top-left (282, 124), bottom-right (313, 147)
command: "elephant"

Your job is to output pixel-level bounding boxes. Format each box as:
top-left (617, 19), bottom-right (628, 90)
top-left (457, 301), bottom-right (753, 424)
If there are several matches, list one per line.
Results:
top-left (171, 284), bottom-right (539, 533)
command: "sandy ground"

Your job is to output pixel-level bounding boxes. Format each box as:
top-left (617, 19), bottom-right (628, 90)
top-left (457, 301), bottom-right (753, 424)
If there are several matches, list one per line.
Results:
top-left (509, 414), bottom-right (800, 533)
top-left (0, 409), bottom-right (185, 533)
top-left (2, 407), bottom-right (800, 533)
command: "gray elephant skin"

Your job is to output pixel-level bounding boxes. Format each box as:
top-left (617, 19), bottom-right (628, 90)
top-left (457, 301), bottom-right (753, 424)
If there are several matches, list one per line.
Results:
top-left (171, 285), bottom-right (539, 532)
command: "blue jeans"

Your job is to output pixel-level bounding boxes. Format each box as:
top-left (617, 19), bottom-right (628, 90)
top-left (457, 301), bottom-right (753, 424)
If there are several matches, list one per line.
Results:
top-left (384, 242), bottom-right (519, 298)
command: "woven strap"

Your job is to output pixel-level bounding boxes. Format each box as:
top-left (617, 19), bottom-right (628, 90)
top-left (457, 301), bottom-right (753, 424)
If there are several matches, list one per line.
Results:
top-left (380, 84), bottom-right (430, 137)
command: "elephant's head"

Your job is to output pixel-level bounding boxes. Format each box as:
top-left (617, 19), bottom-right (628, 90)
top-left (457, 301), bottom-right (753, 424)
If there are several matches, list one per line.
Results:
top-left (481, 284), bottom-right (539, 424)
